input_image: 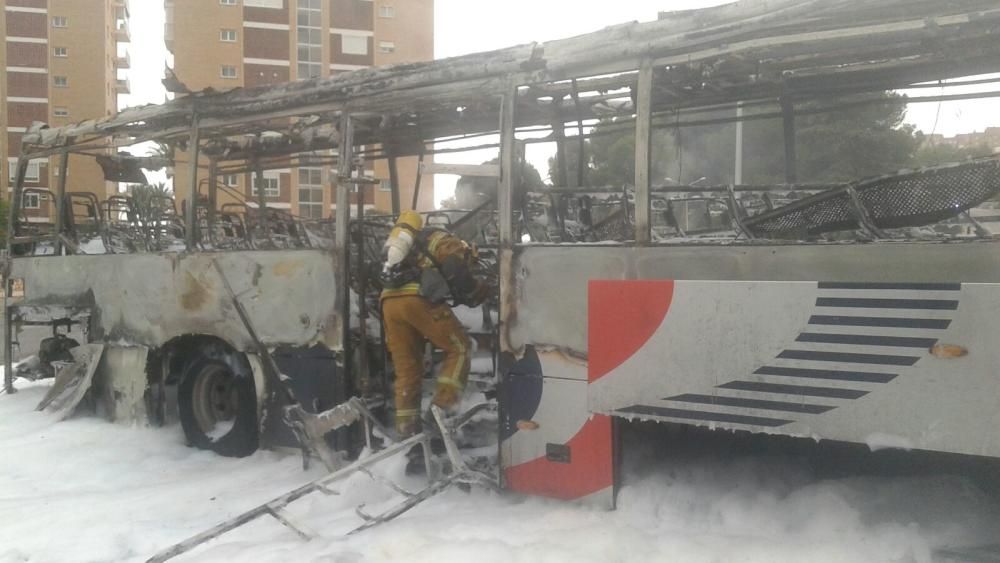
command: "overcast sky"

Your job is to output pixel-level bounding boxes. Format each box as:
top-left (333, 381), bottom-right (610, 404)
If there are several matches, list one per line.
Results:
top-left (123, 1), bottom-right (1000, 203)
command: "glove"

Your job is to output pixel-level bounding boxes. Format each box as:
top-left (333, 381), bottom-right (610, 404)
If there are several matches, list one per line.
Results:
top-left (465, 279), bottom-right (491, 307)
top-left (381, 262), bottom-right (420, 290)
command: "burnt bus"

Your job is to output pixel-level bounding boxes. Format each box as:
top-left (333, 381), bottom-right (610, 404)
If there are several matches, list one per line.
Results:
top-left (5, 0), bottom-right (1000, 512)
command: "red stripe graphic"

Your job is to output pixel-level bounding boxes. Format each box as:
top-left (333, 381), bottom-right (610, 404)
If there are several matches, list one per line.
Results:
top-left (503, 414), bottom-right (613, 500)
top-left (588, 280), bottom-right (674, 383)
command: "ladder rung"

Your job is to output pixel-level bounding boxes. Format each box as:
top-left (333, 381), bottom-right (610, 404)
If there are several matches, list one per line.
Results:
top-left (315, 483), bottom-right (341, 496)
top-left (355, 504), bottom-right (374, 522)
top-left (359, 466), bottom-right (416, 497)
top-left (266, 506), bottom-right (316, 541)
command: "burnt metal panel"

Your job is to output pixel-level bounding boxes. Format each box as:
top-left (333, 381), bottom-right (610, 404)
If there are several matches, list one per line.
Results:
top-left (9, 250), bottom-right (342, 352)
top-left (22, 0), bottom-right (1000, 160)
top-left (262, 345), bottom-right (349, 452)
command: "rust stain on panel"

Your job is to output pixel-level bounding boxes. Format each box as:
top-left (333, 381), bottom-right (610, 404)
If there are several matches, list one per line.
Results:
top-left (537, 346), bottom-right (588, 366)
top-left (930, 344), bottom-right (968, 358)
top-left (180, 272), bottom-right (213, 311)
top-left (272, 260), bottom-right (306, 278)
top-left (516, 420), bottom-right (540, 431)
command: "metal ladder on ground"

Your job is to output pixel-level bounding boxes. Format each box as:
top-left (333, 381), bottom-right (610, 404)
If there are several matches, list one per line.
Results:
top-left (145, 402), bottom-right (497, 563)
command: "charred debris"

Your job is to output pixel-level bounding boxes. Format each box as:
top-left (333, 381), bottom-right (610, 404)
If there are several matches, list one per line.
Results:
top-left (5, 0), bottom-right (1000, 256)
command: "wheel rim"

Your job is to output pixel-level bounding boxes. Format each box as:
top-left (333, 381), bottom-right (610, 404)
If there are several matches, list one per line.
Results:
top-left (191, 363), bottom-right (240, 436)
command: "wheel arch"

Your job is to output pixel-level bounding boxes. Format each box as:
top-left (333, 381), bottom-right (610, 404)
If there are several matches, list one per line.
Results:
top-left (154, 333), bottom-right (268, 441)
top-left (156, 334), bottom-right (250, 383)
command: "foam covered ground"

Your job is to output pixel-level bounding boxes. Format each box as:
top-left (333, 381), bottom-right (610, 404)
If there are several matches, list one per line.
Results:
top-left (3, 380), bottom-right (1000, 563)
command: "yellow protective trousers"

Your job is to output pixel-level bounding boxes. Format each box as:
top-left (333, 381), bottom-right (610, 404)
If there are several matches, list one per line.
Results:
top-left (382, 295), bottom-right (471, 436)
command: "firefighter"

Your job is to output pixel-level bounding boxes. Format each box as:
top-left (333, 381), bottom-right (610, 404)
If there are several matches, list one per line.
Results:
top-left (380, 210), bottom-right (488, 438)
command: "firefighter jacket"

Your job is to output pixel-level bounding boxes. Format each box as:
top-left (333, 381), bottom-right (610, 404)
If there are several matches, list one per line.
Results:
top-left (380, 229), bottom-right (485, 306)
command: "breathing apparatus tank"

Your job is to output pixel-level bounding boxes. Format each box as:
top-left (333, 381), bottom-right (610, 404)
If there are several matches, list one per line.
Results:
top-left (383, 210), bottom-right (424, 273)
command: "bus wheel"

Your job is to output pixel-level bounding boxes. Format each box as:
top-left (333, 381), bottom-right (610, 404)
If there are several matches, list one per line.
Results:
top-left (178, 356), bottom-right (258, 457)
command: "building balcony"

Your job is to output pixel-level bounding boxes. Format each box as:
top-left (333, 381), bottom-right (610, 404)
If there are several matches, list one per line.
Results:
top-left (115, 21), bottom-right (130, 43)
top-left (116, 52), bottom-right (131, 69)
top-left (114, 0), bottom-right (130, 17)
top-left (116, 78), bottom-right (130, 94)
top-left (164, 22), bottom-right (174, 53)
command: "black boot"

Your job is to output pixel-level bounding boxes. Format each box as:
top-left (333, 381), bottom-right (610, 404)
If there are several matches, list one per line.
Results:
top-left (404, 444), bottom-right (426, 476)
top-left (420, 408), bottom-right (441, 437)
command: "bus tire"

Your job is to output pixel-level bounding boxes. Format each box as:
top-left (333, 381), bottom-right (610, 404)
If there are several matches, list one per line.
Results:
top-left (178, 356), bottom-right (259, 457)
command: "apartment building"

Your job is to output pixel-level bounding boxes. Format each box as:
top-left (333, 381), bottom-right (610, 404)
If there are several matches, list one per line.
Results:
top-left (924, 127), bottom-right (1000, 154)
top-left (166, 0), bottom-right (435, 219)
top-left (1, 0), bottom-right (129, 220)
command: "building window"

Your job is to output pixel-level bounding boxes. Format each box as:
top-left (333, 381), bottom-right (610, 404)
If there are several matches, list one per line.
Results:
top-left (341, 34), bottom-right (369, 56)
top-left (223, 174), bottom-right (239, 187)
top-left (298, 167), bottom-right (324, 219)
top-left (53, 47), bottom-right (68, 57)
top-left (298, 167), bottom-right (324, 186)
top-left (298, 199), bottom-right (323, 219)
top-left (52, 16), bottom-right (68, 28)
top-left (220, 29), bottom-right (237, 42)
top-left (22, 192), bottom-right (41, 210)
top-left (9, 159), bottom-right (41, 183)
top-left (220, 65), bottom-right (238, 79)
top-left (296, 2), bottom-right (322, 79)
top-left (297, 0), bottom-right (322, 24)
top-left (252, 176), bottom-right (279, 197)
top-left (53, 76), bottom-right (68, 88)
top-left (54, 107), bottom-right (69, 118)
top-left (379, 5), bottom-right (395, 18)
top-left (220, 0), bottom-right (237, 5)
top-left (378, 41), bottom-right (395, 54)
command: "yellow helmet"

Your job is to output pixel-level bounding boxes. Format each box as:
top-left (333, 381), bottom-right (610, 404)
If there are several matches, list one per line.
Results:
top-left (396, 210), bottom-right (423, 231)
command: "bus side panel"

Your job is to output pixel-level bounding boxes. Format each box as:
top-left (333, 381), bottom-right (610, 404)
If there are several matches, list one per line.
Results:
top-left (500, 347), bottom-right (614, 507)
top-left (503, 244), bottom-right (1000, 472)
top-left (590, 278), bottom-right (1000, 459)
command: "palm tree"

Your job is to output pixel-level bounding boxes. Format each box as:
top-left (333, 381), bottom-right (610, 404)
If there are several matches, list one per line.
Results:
top-left (148, 141), bottom-right (173, 160)
top-left (130, 182), bottom-right (174, 218)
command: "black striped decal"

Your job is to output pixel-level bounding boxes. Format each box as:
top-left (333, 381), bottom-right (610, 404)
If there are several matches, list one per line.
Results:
top-left (666, 393), bottom-right (835, 414)
top-left (816, 297), bottom-right (958, 310)
top-left (808, 315), bottom-right (952, 329)
top-left (617, 405), bottom-right (793, 427)
top-left (755, 365), bottom-right (897, 383)
top-left (818, 282), bottom-right (961, 291)
top-left (796, 333), bottom-right (938, 348)
top-left (718, 381), bottom-right (869, 399)
top-left (777, 350), bottom-right (920, 366)
top-left (627, 282), bottom-right (959, 430)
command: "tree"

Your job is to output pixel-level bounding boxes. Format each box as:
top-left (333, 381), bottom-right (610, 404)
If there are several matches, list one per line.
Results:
top-left (454, 158), bottom-right (544, 208)
top-left (549, 92), bottom-right (925, 187)
top-left (912, 140), bottom-right (993, 168)
top-left (149, 141), bottom-right (173, 160)
top-left (129, 182), bottom-right (174, 218)
top-left (782, 94), bottom-right (921, 182)
top-left (547, 121), bottom-right (669, 187)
